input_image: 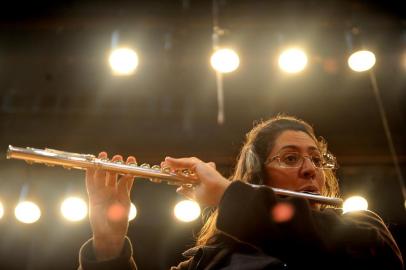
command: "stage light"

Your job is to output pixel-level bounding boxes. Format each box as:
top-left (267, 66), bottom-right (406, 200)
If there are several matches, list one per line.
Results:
top-left (348, 50), bottom-right (376, 72)
top-left (109, 48), bottom-right (139, 76)
top-left (0, 202), bottom-right (4, 219)
top-left (278, 48), bottom-right (308, 73)
top-left (174, 200), bottom-right (201, 222)
top-left (15, 201), bottom-right (41, 224)
top-left (61, 197), bottom-right (88, 222)
top-left (210, 48), bottom-right (240, 73)
top-left (129, 203), bottom-right (137, 221)
top-left (343, 196), bottom-right (368, 214)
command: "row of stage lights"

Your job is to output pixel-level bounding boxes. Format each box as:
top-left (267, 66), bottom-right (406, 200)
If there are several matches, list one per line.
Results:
top-left (0, 195), bottom-right (368, 224)
top-left (108, 47), bottom-right (377, 76)
top-left (0, 198), bottom-right (201, 224)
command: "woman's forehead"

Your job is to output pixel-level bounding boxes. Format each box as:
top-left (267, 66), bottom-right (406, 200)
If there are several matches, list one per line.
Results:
top-left (271, 130), bottom-right (318, 152)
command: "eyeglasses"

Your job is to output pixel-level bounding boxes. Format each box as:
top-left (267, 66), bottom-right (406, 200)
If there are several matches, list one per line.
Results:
top-left (265, 151), bottom-right (337, 169)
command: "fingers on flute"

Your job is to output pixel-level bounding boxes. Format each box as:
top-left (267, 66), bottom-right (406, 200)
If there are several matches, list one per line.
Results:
top-left (106, 155), bottom-right (123, 187)
top-left (117, 156), bottom-right (137, 194)
top-left (93, 151), bottom-right (108, 189)
top-left (125, 156), bottom-right (136, 192)
top-left (86, 152), bottom-right (105, 191)
top-left (98, 152), bottom-right (108, 159)
top-left (118, 175), bottom-right (134, 197)
top-left (208, 162), bottom-right (216, 169)
top-left (164, 156), bottom-right (202, 170)
top-left (126, 155), bottom-right (137, 164)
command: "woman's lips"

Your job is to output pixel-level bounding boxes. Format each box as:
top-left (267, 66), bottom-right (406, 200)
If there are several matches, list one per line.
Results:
top-left (300, 190), bottom-right (320, 195)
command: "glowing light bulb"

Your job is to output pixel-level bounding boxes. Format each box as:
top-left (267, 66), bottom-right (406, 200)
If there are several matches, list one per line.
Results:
top-left (343, 196), bottom-right (368, 214)
top-left (348, 50), bottom-right (376, 72)
top-left (109, 48), bottom-right (139, 75)
top-left (174, 200), bottom-right (201, 222)
top-left (61, 197), bottom-right (88, 222)
top-left (0, 202), bottom-right (4, 219)
top-left (210, 48), bottom-right (240, 73)
top-left (15, 201), bottom-right (41, 224)
top-left (129, 203), bottom-right (137, 221)
top-left (278, 48), bottom-right (308, 73)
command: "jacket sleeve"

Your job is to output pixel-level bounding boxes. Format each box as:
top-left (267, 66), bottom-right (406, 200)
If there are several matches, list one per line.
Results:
top-left (78, 236), bottom-right (137, 270)
top-left (78, 237), bottom-right (192, 270)
top-left (216, 180), bottom-right (404, 269)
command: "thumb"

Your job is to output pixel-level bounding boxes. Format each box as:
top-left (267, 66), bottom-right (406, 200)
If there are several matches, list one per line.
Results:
top-left (176, 186), bottom-right (196, 201)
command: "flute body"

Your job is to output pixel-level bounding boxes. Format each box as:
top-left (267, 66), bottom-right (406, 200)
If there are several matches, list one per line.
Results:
top-left (6, 145), bottom-right (343, 207)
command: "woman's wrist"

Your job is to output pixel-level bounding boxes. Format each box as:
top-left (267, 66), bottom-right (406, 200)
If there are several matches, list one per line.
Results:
top-left (214, 180), bottom-right (231, 206)
top-left (92, 234), bottom-right (126, 261)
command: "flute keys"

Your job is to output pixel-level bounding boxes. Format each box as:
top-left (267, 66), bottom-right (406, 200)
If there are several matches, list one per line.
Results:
top-left (84, 154), bottom-right (96, 161)
top-left (127, 161), bottom-right (138, 166)
top-left (166, 180), bottom-right (179, 185)
top-left (113, 160), bottom-right (124, 164)
top-left (181, 169), bottom-right (194, 177)
top-left (162, 167), bottom-right (171, 174)
top-left (174, 169), bottom-right (194, 177)
top-left (140, 163), bottom-right (150, 169)
top-left (149, 165), bottom-right (162, 183)
top-left (150, 178), bottom-right (162, 183)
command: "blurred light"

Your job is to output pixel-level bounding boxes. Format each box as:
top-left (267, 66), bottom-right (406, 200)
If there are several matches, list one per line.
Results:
top-left (15, 201), bottom-right (41, 224)
top-left (174, 200), bottom-right (201, 222)
top-left (402, 52), bottom-right (406, 70)
top-left (210, 48), bottom-right (240, 73)
top-left (323, 58), bottom-right (338, 74)
top-left (348, 50), bottom-right (376, 72)
top-left (107, 203), bottom-right (126, 222)
top-left (61, 197), bottom-right (88, 222)
top-left (0, 202), bottom-right (4, 219)
top-left (272, 202), bottom-right (294, 223)
top-left (278, 48), bottom-right (308, 73)
top-left (343, 196), bottom-right (368, 214)
top-left (109, 48), bottom-right (139, 75)
top-left (129, 203), bottom-right (137, 221)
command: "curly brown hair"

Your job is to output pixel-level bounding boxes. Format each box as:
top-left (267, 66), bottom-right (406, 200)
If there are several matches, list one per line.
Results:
top-left (196, 114), bottom-right (340, 246)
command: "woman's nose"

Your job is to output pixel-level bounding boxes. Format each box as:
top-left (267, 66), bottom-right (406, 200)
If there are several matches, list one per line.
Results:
top-left (300, 157), bottom-right (317, 179)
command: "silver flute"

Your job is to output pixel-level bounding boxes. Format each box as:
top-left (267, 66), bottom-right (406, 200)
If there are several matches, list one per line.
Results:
top-left (6, 145), bottom-right (343, 207)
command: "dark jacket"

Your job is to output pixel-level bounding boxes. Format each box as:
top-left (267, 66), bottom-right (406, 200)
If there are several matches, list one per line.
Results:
top-left (79, 181), bottom-right (404, 270)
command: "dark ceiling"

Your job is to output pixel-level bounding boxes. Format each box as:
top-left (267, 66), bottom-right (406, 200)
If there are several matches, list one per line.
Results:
top-left (0, 0), bottom-right (405, 269)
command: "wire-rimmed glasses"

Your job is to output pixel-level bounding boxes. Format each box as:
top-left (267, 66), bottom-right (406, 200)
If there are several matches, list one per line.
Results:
top-left (265, 151), bottom-right (337, 169)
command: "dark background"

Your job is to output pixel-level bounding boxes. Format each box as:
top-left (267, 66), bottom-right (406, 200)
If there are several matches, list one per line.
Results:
top-left (0, 0), bottom-right (405, 269)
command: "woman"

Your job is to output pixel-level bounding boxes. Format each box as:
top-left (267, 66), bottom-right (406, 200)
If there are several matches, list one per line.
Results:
top-left (79, 115), bottom-right (404, 269)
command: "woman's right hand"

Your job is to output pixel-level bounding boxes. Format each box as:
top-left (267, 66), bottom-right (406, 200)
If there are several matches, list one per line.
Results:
top-left (85, 152), bottom-right (136, 261)
top-left (162, 156), bottom-right (230, 207)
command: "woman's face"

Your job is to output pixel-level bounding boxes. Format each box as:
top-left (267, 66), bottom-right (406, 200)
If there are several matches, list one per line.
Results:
top-left (264, 130), bottom-right (326, 203)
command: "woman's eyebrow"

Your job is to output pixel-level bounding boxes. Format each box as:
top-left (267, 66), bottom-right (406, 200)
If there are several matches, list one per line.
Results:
top-left (279, 145), bottom-right (319, 151)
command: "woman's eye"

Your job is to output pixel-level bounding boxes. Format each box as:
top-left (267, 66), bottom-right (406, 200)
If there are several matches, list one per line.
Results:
top-left (283, 154), bottom-right (299, 163)
top-left (311, 156), bottom-right (323, 166)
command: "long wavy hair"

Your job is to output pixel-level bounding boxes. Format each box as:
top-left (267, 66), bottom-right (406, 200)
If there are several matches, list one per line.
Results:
top-left (196, 114), bottom-right (340, 246)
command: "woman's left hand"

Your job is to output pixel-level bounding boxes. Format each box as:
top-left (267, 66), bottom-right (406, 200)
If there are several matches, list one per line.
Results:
top-left (162, 156), bottom-right (230, 206)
